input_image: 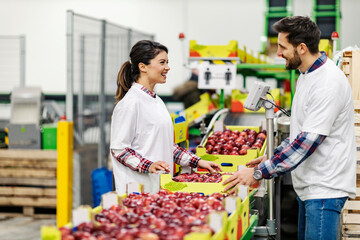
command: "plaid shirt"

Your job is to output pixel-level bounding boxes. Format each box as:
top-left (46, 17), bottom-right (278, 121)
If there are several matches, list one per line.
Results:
top-left (173, 143), bottom-right (201, 168)
top-left (259, 132), bottom-right (326, 179)
top-left (111, 148), bottom-right (153, 173)
top-left (274, 137), bottom-right (290, 155)
top-left (140, 85), bottom-right (156, 98)
top-left (258, 52), bottom-right (328, 178)
top-left (111, 144), bottom-right (200, 173)
top-left (302, 51), bottom-right (327, 74)
top-left (111, 84), bottom-right (200, 173)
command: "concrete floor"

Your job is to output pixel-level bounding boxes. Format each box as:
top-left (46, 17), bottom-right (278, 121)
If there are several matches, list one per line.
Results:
top-left (0, 216), bottom-right (56, 240)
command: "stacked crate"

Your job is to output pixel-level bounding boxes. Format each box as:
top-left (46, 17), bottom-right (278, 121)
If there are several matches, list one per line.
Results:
top-left (341, 50), bottom-right (360, 239)
top-left (0, 149), bottom-right (57, 218)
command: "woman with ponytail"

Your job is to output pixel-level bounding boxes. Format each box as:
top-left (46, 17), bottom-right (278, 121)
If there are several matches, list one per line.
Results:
top-left (110, 40), bottom-right (221, 194)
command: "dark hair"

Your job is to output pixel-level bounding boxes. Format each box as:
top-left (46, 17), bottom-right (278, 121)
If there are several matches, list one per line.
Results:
top-left (115, 40), bottom-right (168, 102)
top-left (272, 16), bottom-right (321, 54)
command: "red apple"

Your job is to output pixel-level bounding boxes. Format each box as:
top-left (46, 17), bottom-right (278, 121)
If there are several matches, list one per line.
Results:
top-left (240, 132), bottom-right (248, 138)
top-left (230, 151), bottom-right (239, 155)
top-left (223, 144), bottom-right (233, 151)
top-left (239, 149), bottom-right (247, 155)
top-left (257, 132), bottom-right (267, 140)
top-left (206, 139), bottom-right (215, 146)
top-left (252, 143), bottom-right (262, 149)
top-left (249, 129), bottom-right (257, 136)
top-left (243, 128), bottom-right (251, 133)
top-left (234, 142), bottom-right (242, 149)
top-left (241, 145), bottom-right (250, 150)
top-left (228, 140), bottom-right (235, 146)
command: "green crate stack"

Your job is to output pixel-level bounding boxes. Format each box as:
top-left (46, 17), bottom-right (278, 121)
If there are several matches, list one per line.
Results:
top-left (312, 0), bottom-right (341, 49)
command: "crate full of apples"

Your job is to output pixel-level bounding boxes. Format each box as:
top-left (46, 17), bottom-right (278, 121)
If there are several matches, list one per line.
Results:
top-left (45, 189), bottom-right (252, 240)
top-left (196, 126), bottom-right (267, 172)
top-left (160, 172), bottom-right (235, 196)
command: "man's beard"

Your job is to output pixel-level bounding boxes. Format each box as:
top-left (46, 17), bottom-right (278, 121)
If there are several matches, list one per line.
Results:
top-left (285, 50), bottom-right (302, 70)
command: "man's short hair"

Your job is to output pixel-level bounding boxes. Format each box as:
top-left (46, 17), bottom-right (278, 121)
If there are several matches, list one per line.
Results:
top-left (273, 16), bottom-right (321, 54)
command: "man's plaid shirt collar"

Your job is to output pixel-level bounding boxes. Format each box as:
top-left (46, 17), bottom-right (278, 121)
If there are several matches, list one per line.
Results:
top-left (301, 51), bottom-right (327, 74)
top-left (133, 82), bottom-right (156, 98)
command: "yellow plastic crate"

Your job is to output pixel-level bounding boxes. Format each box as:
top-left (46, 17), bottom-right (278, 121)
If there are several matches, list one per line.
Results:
top-left (189, 40), bottom-right (238, 65)
top-left (231, 89), bottom-right (281, 113)
top-left (184, 92), bottom-right (217, 124)
top-left (184, 232), bottom-right (212, 240)
top-left (160, 173), bottom-right (233, 195)
top-left (210, 226), bottom-right (227, 240)
top-left (319, 39), bottom-right (333, 59)
top-left (94, 193), bottom-right (231, 240)
top-left (185, 211), bottom-right (228, 240)
top-left (42, 191), bottom-right (251, 240)
top-left (197, 125), bottom-right (266, 172)
top-left (171, 113), bottom-right (189, 144)
top-left (41, 226), bottom-right (61, 240)
top-left (239, 195), bottom-right (250, 235)
top-left (225, 194), bottom-right (251, 240)
top-left (226, 198), bottom-right (241, 240)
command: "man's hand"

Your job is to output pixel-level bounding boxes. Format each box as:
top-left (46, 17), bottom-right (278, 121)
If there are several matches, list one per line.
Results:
top-left (222, 168), bottom-right (258, 194)
top-left (197, 160), bottom-right (222, 173)
top-left (148, 161), bottom-right (170, 174)
top-left (246, 155), bottom-right (267, 168)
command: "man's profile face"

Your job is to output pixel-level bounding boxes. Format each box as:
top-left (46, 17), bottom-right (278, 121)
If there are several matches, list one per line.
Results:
top-left (277, 32), bottom-right (302, 70)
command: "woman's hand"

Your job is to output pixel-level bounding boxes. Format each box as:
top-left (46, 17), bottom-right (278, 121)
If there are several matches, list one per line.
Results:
top-left (149, 161), bottom-right (170, 174)
top-left (246, 155), bottom-right (267, 168)
top-left (197, 160), bottom-right (222, 173)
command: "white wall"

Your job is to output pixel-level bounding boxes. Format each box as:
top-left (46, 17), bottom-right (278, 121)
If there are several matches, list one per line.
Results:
top-left (0, 0), bottom-right (359, 95)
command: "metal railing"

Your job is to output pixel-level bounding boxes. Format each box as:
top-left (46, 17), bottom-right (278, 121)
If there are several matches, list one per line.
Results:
top-left (0, 35), bottom-right (25, 93)
top-left (66, 10), bottom-right (154, 167)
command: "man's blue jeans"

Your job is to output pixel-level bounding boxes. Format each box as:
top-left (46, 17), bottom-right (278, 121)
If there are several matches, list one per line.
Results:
top-left (297, 196), bottom-right (348, 240)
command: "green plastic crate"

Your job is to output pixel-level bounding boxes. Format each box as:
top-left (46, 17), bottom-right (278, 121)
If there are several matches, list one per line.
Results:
top-left (42, 124), bottom-right (57, 150)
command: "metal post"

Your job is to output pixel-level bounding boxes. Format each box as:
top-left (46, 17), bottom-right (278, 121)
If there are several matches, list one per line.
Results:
top-left (255, 100), bottom-right (277, 238)
top-left (56, 120), bottom-right (73, 228)
top-left (276, 177), bottom-right (282, 239)
top-left (66, 10), bottom-right (74, 121)
top-left (265, 100), bottom-right (277, 238)
top-left (98, 20), bottom-right (106, 168)
top-left (78, 35), bottom-right (85, 142)
top-left (265, 102), bottom-right (275, 220)
top-left (127, 28), bottom-right (132, 52)
top-left (19, 35), bottom-right (25, 87)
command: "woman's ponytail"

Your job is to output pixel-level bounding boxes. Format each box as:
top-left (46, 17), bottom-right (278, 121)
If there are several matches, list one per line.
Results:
top-left (115, 61), bottom-right (133, 103)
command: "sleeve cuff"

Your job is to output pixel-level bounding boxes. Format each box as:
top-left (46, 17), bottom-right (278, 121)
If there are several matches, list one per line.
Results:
top-left (138, 159), bottom-right (154, 173)
top-left (190, 156), bottom-right (201, 168)
top-left (257, 161), bottom-right (272, 179)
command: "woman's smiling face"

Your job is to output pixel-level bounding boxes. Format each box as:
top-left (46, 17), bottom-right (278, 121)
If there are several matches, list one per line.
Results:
top-left (145, 50), bottom-right (170, 85)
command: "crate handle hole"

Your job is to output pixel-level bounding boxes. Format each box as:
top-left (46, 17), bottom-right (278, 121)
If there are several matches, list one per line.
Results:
top-left (221, 163), bottom-right (233, 167)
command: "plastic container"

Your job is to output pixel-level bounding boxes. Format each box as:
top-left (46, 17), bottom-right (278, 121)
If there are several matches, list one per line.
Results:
top-left (91, 167), bottom-right (113, 207)
top-left (160, 173), bottom-right (233, 195)
top-left (196, 125), bottom-right (266, 172)
top-left (41, 124), bottom-right (57, 149)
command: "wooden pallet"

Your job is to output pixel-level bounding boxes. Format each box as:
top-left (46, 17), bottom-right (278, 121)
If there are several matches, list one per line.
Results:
top-left (342, 102), bottom-right (360, 239)
top-left (0, 206), bottom-right (56, 219)
top-left (342, 177), bottom-right (360, 238)
top-left (342, 50), bottom-right (360, 101)
top-left (341, 50), bottom-right (360, 239)
top-left (0, 150), bottom-right (57, 218)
